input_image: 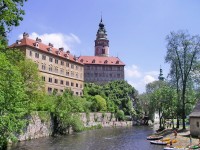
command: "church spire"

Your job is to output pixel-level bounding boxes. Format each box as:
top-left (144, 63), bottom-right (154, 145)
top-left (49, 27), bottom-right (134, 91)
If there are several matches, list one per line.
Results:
top-left (94, 16), bottom-right (109, 57)
top-left (158, 66), bottom-right (164, 81)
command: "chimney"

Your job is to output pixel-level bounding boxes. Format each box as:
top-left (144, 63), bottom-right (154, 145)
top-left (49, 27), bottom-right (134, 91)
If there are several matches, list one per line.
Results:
top-left (36, 37), bottom-right (42, 42)
top-left (16, 40), bottom-right (21, 45)
top-left (59, 47), bottom-right (64, 51)
top-left (23, 32), bottom-right (29, 38)
top-left (49, 43), bottom-right (53, 47)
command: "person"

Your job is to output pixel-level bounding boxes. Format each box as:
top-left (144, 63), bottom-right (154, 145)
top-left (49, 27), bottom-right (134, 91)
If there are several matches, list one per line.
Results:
top-left (169, 140), bottom-right (173, 148)
top-left (189, 134), bottom-right (192, 146)
top-left (174, 130), bottom-right (177, 138)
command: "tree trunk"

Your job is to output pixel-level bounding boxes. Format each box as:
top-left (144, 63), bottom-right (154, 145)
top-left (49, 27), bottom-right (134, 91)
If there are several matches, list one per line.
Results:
top-left (182, 83), bottom-right (186, 130)
top-left (159, 109), bottom-right (162, 129)
top-left (176, 117), bottom-right (179, 128)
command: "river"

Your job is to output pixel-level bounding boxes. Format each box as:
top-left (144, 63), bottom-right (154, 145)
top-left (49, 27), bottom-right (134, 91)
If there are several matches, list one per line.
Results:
top-left (10, 126), bottom-right (165, 150)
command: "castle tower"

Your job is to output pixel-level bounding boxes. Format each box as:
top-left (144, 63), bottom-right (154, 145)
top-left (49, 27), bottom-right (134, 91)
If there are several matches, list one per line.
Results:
top-left (94, 17), bottom-right (109, 56)
top-left (158, 67), bottom-right (164, 81)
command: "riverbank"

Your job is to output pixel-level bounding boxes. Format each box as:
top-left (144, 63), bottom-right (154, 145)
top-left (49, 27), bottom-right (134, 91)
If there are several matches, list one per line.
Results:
top-left (153, 128), bottom-right (200, 148)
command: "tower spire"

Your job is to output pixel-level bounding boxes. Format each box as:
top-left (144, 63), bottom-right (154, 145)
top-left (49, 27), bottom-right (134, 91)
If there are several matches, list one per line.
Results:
top-left (94, 16), bottom-right (109, 57)
top-left (158, 66), bottom-right (164, 81)
top-left (101, 12), bottom-right (102, 22)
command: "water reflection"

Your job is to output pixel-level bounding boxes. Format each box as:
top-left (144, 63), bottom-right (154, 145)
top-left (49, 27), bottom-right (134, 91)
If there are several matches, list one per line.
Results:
top-left (10, 126), bottom-right (164, 150)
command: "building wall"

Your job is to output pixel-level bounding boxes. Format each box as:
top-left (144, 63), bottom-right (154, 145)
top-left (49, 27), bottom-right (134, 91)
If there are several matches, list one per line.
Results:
top-left (190, 117), bottom-right (200, 137)
top-left (25, 47), bottom-right (84, 95)
top-left (84, 64), bottom-right (124, 84)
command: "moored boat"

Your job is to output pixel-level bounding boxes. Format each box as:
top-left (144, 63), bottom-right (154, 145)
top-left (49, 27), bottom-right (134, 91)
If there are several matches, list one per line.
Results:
top-left (147, 135), bottom-right (163, 140)
top-left (150, 140), bottom-right (168, 145)
top-left (163, 146), bottom-right (186, 150)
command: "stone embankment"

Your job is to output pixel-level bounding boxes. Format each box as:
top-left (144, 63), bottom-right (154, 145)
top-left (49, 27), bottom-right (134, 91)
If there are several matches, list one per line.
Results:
top-left (17, 112), bottom-right (132, 141)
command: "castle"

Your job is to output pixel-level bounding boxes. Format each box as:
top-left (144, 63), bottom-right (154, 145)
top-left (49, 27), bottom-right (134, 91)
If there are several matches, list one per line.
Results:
top-left (11, 18), bottom-right (125, 94)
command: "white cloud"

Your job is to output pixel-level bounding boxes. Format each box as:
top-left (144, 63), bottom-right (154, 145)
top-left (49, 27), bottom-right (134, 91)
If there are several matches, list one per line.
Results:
top-left (143, 75), bottom-right (156, 84)
top-left (125, 64), bottom-right (158, 94)
top-left (125, 65), bottom-right (142, 78)
top-left (19, 32), bottom-right (81, 52)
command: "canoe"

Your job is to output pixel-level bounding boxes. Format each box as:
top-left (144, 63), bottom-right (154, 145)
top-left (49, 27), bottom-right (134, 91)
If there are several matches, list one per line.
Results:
top-left (147, 135), bottom-right (163, 140)
top-left (150, 140), bottom-right (167, 145)
top-left (189, 145), bottom-right (200, 149)
top-left (163, 147), bottom-right (185, 150)
top-left (166, 139), bottom-right (178, 144)
top-left (161, 138), bottom-right (171, 142)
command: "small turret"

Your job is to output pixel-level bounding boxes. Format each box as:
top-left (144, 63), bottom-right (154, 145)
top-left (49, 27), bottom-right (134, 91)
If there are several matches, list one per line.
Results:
top-left (158, 67), bottom-right (164, 81)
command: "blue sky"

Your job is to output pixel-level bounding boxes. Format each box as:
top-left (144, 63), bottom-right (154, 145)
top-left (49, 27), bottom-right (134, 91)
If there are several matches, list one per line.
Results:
top-left (8, 0), bottom-right (200, 93)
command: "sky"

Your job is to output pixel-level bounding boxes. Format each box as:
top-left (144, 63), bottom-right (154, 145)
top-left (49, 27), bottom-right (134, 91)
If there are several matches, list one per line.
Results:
top-left (8, 0), bottom-right (200, 94)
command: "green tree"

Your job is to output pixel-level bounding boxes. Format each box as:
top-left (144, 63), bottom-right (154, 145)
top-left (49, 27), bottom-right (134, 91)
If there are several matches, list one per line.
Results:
top-left (0, 52), bottom-right (27, 149)
top-left (0, 0), bottom-right (27, 38)
top-left (165, 31), bottom-right (200, 129)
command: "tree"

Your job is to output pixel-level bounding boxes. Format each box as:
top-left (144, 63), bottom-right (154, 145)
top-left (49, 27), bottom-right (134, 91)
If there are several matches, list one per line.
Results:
top-left (0, 52), bottom-right (27, 149)
top-left (165, 31), bottom-right (200, 129)
top-left (0, 0), bottom-right (27, 38)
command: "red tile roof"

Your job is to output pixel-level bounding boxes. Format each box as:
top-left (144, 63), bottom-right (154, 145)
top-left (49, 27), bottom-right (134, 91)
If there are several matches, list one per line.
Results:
top-left (10, 37), bottom-right (83, 65)
top-left (78, 56), bottom-right (125, 66)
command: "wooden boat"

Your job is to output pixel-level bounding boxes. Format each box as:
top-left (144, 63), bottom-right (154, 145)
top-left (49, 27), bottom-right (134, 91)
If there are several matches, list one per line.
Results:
top-left (188, 145), bottom-right (200, 149)
top-left (150, 140), bottom-right (168, 145)
top-left (146, 135), bottom-right (163, 140)
top-left (163, 146), bottom-right (185, 150)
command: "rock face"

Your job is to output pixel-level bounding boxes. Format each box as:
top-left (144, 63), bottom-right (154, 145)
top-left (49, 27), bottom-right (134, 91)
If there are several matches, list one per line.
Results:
top-left (18, 112), bottom-right (132, 141)
top-left (18, 112), bottom-right (53, 141)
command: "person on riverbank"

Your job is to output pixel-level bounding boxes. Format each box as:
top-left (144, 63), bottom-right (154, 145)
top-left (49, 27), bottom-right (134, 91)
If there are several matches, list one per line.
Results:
top-left (173, 130), bottom-right (177, 138)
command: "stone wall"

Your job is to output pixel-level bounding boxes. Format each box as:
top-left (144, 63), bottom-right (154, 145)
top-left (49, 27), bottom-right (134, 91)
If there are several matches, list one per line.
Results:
top-left (80, 112), bottom-right (132, 127)
top-left (18, 112), bottom-right (132, 141)
top-left (17, 111), bottom-right (53, 141)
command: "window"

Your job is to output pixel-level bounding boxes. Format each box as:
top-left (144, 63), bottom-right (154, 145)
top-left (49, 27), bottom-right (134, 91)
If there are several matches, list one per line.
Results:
top-left (66, 81), bottom-right (69, 86)
top-left (60, 89), bottom-right (63, 93)
top-left (71, 82), bottom-right (74, 87)
top-left (66, 71), bottom-right (69, 76)
top-left (42, 55), bottom-right (46, 60)
top-left (60, 69), bottom-right (64, 75)
top-left (48, 87), bottom-right (52, 93)
top-left (76, 92), bottom-right (79, 96)
top-left (55, 59), bottom-right (58, 64)
top-left (76, 66), bottom-right (78, 70)
top-left (61, 61), bottom-right (64, 66)
top-left (48, 78), bottom-right (52, 83)
top-left (60, 80), bottom-right (63, 85)
top-left (80, 84), bottom-right (82, 88)
top-left (66, 62), bottom-right (69, 67)
top-left (54, 79), bottom-right (58, 84)
top-left (35, 53), bottom-right (39, 58)
top-left (29, 50), bottom-right (32, 56)
top-left (49, 66), bottom-right (52, 72)
top-left (117, 74), bottom-right (120, 78)
top-left (76, 83), bottom-right (78, 87)
top-left (71, 71), bottom-right (74, 77)
top-left (42, 76), bottom-right (45, 81)
top-left (71, 64), bottom-right (74, 69)
top-left (49, 57), bottom-right (53, 62)
top-left (42, 64), bottom-right (46, 70)
top-left (197, 122), bottom-right (200, 128)
top-left (55, 67), bottom-right (58, 73)
top-left (76, 73), bottom-right (78, 78)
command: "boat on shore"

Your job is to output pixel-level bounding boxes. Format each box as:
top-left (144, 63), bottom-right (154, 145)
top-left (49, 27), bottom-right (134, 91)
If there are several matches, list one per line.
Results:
top-left (146, 135), bottom-right (163, 140)
top-left (163, 146), bottom-right (186, 150)
top-left (150, 140), bottom-right (168, 145)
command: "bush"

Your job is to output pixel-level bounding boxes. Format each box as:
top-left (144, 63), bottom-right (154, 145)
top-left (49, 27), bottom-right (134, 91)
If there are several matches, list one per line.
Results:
top-left (116, 110), bottom-right (125, 121)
